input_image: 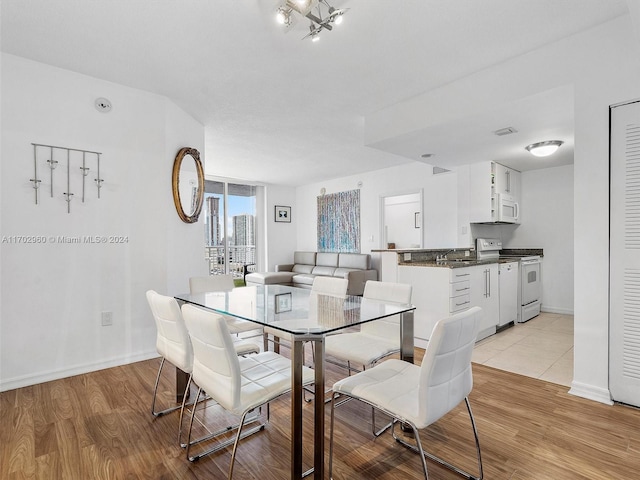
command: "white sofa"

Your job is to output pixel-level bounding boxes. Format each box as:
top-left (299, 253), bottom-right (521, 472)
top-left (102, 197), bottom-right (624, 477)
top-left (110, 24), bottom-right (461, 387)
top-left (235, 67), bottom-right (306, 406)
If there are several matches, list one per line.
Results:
top-left (245, 251), bottom-right (377, 296)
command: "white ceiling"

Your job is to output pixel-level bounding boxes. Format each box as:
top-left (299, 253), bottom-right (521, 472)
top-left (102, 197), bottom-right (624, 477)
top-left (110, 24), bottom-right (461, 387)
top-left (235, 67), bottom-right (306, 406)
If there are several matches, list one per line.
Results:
top-left (0, 0), bottom-right (631, 186)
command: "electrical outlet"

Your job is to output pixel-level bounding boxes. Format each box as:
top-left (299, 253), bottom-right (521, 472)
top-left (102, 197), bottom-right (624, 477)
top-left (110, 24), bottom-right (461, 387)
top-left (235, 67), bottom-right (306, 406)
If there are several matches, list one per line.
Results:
top-left (465, 250), bottom-right (470, 257)
top-left (404, 252), bottom-right (411, 261)
top-left (101, 311), bottom-right (113, 326)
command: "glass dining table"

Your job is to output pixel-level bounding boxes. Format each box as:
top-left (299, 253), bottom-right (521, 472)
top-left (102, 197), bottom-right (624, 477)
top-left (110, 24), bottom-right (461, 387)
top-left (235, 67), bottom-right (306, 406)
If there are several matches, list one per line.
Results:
top-left (175, 284), bottom-right (416, 480)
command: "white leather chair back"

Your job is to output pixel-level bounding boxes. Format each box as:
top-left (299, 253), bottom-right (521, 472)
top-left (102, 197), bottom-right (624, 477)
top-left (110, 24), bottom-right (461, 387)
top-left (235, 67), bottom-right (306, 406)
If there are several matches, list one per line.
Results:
top-left (189, 275), bottom-right (235, 294)
top-left (182, 303), bottom-right (242, 413)
top-left (360, 281), bottom-right (413, 338)
top-left (311, 276), bottom-right (348, 296)
top-left (146, 290), bottom-right (193, 373)
top-left (418, 306), bottom-right (481, 427)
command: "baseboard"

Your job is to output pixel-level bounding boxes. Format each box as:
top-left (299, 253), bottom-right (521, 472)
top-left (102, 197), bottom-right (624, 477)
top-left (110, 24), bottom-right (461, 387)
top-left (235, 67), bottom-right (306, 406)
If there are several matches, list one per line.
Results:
top-left (541, 305), bottom-right (574, 315)
top-left (0, 350), bottom-right (159, 392)
top-left (569, 381), bottom-right (613, 405)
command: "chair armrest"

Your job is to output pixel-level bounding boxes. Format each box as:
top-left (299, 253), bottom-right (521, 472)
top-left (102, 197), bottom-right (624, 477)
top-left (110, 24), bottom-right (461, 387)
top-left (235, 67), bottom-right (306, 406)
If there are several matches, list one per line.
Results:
top-left (343, 269), bottom-right (378, 296)
top-left (275, 263), bottom-right (294, 272)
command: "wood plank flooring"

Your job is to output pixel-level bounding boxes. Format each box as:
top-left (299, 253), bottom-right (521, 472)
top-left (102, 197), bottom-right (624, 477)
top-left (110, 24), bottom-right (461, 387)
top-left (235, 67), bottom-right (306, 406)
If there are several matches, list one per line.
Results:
top-left (2, 351), bottom-right (640, 479)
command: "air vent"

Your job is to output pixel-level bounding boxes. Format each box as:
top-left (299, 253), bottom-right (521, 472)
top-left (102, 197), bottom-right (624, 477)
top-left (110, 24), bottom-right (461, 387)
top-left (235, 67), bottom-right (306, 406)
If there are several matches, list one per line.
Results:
top-left (493, 127), bottom-right (518, 136)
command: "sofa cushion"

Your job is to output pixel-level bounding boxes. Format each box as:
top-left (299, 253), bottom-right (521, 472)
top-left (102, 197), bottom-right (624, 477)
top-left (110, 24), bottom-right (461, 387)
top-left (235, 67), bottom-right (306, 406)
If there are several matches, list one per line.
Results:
top-left (245, 271), bottom-right (295, 285)
top-left (333, 267), bottom-right (359, 279)
top-left (316, 252), bottom-right (339, 268)
top-left (312, 265), bottom-right (336, 277)
top-left (292, 273), bottom-right (315, 286)
top-left (292, 264), bottom-right (314, 274)
top-left (338, 253), bottom-right (370, 270)
top-left (294, 251), bottom-right (316, 265)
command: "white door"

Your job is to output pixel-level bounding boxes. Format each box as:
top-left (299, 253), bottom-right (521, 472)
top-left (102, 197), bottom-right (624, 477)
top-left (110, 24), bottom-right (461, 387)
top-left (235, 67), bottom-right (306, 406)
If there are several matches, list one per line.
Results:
top-left (610, 99), bottom-right (640, 407)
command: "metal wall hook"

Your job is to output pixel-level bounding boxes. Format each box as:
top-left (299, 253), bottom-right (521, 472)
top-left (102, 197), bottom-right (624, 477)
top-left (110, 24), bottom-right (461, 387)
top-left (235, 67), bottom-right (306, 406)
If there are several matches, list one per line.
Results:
top-left (63, 192), bottom-right (74, 213)
top-left (30, 143), bottom-right (103, 211)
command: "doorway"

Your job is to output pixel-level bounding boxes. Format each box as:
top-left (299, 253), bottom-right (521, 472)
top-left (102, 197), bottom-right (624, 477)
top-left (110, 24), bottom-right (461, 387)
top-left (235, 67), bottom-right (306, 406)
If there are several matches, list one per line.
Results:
top-left (380, 190), bottom-right (423, 249)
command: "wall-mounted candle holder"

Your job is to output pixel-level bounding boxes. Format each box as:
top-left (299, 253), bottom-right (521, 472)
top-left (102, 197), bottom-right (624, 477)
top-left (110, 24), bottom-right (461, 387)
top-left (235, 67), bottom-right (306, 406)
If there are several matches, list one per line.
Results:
top-left (31, 143), bottom-right (103, 212)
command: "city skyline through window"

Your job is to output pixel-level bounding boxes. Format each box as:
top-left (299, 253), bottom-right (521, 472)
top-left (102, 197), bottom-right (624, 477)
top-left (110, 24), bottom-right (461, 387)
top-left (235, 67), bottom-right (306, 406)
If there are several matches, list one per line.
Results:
top-left (203, 180), bottom-right (257, 277)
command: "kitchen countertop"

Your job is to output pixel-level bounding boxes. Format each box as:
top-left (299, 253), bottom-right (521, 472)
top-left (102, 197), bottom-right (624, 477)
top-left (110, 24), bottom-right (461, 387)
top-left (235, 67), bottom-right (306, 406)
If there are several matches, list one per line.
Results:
top-left (399, 258), bottom-right (518, 269)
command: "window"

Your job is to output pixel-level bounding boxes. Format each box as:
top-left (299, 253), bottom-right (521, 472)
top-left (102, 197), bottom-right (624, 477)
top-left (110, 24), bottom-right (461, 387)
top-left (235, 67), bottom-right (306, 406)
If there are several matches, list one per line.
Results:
top-left (203, 180), bottom-right (260, 278)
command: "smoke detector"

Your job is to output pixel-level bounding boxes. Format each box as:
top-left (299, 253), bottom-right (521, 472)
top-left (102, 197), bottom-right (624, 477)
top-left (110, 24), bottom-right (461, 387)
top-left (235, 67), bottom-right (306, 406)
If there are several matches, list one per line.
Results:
top-left (95, 97), bottom-right (112, 113)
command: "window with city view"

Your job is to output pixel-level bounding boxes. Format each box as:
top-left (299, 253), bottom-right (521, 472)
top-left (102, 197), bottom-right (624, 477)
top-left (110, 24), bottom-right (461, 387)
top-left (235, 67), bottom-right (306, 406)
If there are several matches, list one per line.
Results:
top-left (204, 180), bottom-right (257, 279)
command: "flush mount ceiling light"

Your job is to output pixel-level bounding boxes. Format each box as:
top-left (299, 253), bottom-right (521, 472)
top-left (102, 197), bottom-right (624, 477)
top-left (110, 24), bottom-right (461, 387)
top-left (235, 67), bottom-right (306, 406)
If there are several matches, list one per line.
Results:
top-left (275, 0), bottom-right (349, 41)
top-left (525, 140), bottom-right (564, 157)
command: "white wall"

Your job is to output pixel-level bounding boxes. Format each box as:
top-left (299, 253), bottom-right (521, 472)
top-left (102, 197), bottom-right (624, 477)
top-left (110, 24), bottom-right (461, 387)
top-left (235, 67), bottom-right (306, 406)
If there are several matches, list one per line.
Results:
top-left (295, 162), bottom-right (458, 256)
top-left (0, 54), bottom-right (207, 391)
top-left (265, 184), bottom-right (297, 270)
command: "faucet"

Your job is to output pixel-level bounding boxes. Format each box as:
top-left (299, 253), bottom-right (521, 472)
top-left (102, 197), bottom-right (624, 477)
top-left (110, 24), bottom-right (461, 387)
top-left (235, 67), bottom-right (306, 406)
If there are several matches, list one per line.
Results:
top-left (436, 249), bottom-right (455, 261)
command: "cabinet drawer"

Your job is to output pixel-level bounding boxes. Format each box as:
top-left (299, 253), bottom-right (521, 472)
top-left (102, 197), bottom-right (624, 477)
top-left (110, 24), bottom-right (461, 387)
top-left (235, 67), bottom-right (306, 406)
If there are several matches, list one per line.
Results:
top-left (451, 270), bottom-right (472, 282)
top-left (450, 294), bottom-right (471, 313)
top-left (450, 280), bottom-right (470, 297)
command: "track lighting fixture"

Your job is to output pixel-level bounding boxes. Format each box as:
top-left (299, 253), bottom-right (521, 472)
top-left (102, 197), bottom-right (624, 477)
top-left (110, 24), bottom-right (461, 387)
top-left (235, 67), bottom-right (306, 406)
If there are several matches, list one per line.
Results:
top-left (275, 0), bottom-right (349, 41)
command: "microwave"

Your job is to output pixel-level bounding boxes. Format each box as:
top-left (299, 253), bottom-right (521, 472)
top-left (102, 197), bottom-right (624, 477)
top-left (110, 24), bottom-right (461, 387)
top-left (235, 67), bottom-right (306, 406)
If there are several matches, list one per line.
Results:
top-left (494, 193), bottom-right (519, 223)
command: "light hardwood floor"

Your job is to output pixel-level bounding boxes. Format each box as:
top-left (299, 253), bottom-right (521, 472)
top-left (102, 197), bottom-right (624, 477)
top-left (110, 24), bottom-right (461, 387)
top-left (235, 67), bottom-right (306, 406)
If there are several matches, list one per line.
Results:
top-left (2, 344), bottom-right (639, 479)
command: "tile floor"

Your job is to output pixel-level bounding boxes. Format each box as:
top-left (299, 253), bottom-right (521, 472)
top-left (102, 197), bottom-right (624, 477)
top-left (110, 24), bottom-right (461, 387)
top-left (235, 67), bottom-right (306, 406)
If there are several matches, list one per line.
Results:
top-left (472, 312), bottom-right (574, 387)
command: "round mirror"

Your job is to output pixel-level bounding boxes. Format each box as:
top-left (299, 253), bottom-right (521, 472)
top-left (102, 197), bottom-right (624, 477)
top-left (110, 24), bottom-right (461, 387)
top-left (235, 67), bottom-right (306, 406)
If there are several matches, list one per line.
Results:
top-left (172, 147), bottom-right (204, 223)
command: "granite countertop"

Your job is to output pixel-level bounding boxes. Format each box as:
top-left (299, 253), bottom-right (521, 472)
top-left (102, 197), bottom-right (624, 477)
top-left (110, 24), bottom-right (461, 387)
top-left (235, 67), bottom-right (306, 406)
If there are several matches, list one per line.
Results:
top-left (400, 258), bottom-right (520, 269)
top-left (374, 247), bottom-right (542, 268)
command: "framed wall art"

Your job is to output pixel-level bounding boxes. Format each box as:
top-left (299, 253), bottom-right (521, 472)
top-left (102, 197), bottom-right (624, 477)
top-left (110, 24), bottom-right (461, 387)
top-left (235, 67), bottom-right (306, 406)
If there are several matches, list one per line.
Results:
top-left (275, 205), bottom-right (291, 223)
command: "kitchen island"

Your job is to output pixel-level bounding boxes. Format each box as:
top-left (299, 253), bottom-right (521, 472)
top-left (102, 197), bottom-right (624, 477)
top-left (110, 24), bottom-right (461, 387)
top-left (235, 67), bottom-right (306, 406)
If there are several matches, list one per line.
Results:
top-left (373, 247), bottom-right (542, 347)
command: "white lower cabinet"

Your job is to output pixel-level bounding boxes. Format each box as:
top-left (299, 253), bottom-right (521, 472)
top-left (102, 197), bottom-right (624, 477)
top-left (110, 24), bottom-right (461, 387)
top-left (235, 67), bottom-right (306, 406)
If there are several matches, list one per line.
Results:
top-left (398, 263), bottom-right (498, 348)
top-left (469, 264), bottom-right (499, 340)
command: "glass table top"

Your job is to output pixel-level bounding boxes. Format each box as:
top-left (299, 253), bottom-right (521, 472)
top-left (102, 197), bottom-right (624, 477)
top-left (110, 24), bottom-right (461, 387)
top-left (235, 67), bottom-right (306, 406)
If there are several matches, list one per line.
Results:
top-left (175, 284), bottom-right (415, 336)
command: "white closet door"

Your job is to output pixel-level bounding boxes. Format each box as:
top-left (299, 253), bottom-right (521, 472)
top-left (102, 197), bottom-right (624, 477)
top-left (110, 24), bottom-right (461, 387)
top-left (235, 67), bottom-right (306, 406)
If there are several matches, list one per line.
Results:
top-left (610, 99), bottom-right (640, 406)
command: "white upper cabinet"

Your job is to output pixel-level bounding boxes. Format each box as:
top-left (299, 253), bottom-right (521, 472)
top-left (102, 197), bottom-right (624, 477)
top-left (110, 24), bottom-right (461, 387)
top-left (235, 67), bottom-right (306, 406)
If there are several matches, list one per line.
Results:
top-left (468, 161), bottom-right (521, 223)
top-left (493, 162), bottom-right (521, 199)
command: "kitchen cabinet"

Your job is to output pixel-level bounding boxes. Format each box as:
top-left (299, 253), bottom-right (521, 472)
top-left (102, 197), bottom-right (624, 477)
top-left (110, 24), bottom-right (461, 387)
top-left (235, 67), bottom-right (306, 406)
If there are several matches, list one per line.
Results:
top-left (469, 264), bottom-right (499, 339)
top-left (468, 161), bottom-right (521, 223)
top-left (493, 162), bottom-right (520, 199)
top-left (398, 263), bottom-right (498, 347)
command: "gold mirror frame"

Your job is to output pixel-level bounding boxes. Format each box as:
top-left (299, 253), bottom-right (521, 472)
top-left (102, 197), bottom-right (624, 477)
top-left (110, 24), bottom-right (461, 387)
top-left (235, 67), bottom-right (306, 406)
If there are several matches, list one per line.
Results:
top-left (172, 147), bottom-right (204, 223)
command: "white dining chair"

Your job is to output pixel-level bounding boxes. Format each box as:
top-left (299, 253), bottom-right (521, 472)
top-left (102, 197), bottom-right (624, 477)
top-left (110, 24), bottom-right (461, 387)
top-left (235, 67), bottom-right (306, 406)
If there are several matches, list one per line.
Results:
top-left (146, 291), bottom-right (259, 428)
top-left (146, 290), bottom-right (195, 418)
top-left (189, 275), bottom-right (263, 337)
top-left (181, 303), bottom-right (315, 479)
top-left (324, 280), bottom-right (413, 376)
top-left (329, 306), bottom-right (483, 480)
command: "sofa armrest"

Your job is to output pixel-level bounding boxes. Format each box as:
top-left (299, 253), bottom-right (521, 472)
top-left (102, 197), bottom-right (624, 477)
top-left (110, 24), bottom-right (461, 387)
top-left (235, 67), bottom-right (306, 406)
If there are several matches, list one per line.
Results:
top-left (275, 263), bottom-right (294, 272)
top-left (343, 269), bottom-right (378, 296)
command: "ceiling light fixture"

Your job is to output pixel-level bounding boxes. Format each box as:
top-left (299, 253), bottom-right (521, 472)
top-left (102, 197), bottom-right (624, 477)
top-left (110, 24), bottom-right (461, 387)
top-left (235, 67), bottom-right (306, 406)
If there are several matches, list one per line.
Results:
top-left (525, 140), bottom-right (564, 157)
top-left (275, 0), bottom-right (349, 41)
top-left (276, 6), bottom-right (292, 25)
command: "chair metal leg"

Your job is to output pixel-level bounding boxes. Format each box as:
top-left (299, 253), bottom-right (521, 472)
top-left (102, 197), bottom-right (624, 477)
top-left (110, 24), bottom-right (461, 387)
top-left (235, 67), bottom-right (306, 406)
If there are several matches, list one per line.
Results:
top-left (228, 410), bottom-right (250, 479)
top-left (185, 386), bottom-right (267, 464)
top-left (371, 406), bottom-right (393, 437)
top-left (178, 374), bottom-right (198, 447)
top-left (392, 420), bottom-right (429, 479)
top-left (152, 357), bottom-right (186, 417)
top-left (392, 397), bottom-right (483, 480)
